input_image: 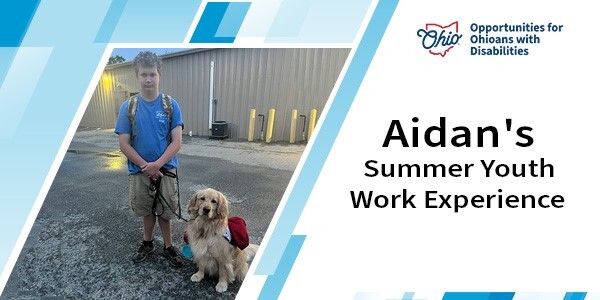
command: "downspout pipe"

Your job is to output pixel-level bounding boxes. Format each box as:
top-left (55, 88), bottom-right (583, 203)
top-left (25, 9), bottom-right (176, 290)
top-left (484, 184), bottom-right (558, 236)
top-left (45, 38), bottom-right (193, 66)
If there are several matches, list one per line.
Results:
top-left (209, 61), bottom-right (214, 129)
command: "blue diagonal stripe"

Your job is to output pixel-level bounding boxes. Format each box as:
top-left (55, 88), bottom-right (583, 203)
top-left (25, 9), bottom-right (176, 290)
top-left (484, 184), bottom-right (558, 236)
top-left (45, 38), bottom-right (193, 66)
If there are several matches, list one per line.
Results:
top-left (0, 0), bottom-right (42, 47)
top-left (254, 0), bottom-right (400, 276)
top-left (191, 2), bottom-right (247, 43)
top-left (564, 292), bottom-right (587, 300)
top-left (442, 292), bottom-right (515, 300)
top-left (258, 235), bottom-right (305, 300)
top-left (489, 293), bottom-right (516, 300)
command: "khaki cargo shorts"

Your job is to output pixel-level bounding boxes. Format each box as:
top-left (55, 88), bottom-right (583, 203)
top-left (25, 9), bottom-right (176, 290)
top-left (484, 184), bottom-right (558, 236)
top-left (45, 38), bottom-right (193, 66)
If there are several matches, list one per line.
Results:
top-left (129, 169), bottom-right (180, 220)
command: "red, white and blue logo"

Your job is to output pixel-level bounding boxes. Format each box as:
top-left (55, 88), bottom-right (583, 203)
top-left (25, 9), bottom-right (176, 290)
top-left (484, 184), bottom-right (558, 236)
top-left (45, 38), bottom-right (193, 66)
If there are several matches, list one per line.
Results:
top-left (417, 21), bottom-right (462, 57)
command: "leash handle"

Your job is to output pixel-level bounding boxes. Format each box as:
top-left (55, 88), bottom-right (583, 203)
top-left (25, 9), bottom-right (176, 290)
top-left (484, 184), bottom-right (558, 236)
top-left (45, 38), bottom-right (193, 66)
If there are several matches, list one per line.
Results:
top-left (151, 169), bottom-right (187, 222)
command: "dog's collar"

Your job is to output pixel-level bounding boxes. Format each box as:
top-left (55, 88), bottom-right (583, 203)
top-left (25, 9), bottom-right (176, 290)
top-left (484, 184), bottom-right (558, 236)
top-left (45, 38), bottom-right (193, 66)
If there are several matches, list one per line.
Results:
top-left (223, 227), bottom-right (232, 242)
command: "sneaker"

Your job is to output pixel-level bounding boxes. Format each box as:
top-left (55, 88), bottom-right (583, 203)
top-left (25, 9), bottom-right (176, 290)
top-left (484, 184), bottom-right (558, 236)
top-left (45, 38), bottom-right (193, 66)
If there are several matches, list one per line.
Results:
top-left (162, 246), bottom-right (183, 268)
top-left (132, 241), bottom-right (155, 263)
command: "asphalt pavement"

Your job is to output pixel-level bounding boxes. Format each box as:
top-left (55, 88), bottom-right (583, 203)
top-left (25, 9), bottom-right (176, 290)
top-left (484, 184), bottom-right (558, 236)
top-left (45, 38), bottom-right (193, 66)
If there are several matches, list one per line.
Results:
top-left (1, 128), bottom-right (305, 300)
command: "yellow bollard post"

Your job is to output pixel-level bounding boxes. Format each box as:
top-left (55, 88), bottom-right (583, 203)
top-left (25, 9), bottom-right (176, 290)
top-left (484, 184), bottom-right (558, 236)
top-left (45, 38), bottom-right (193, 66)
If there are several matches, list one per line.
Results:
top-left (307, 109), bottom-right (317, 141)
top-left (266, 108), bottom-right (275, 143)
top-left (248, 109), bottom-right (256, 142)
top-left (290, 109), bottom-right (297, 144)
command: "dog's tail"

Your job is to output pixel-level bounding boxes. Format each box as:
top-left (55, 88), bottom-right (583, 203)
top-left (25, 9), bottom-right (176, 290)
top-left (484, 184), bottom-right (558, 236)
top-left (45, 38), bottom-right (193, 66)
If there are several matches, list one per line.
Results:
top-left (244, 244), bottom-right (259, 262)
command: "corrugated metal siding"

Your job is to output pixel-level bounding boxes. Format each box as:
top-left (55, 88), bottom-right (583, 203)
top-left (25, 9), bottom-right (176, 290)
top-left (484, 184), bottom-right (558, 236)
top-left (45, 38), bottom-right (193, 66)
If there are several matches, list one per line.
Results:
top-left (80, 48), bottom-right (350, 142)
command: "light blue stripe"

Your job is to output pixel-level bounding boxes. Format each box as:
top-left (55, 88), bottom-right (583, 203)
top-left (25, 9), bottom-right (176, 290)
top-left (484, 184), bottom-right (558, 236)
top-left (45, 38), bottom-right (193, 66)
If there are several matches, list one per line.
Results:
top-left (0, 47), bottom-right (53, 139)
top-left (0, 0), bottom-right (112, 282)
top-left (403, 292), bottom-right (415, 300)
top-left (258, 235), bottom-right (305, 300)
top-left (20, 0), bottom-right (113, 46)
top-left (254, 0), bottom-right (400, 275)
top-left (94, 0), bottom-right (128, 43)
top-left (265, 0), bottom-right (372, 42)
top-left (236, 0), bottom-right (284, 38)
top-left (0, 44), bottom-right (107, 280)
top-left (0, 48), bottom-right (18, 87)
top-left (107, 0), bottom-right (203, 42)
top-left (215, 2), bottom-right (251, 38)
top-left (354, 292), bottom-right (385, 300)
top-left (266, 0), bottom-right (312, 38)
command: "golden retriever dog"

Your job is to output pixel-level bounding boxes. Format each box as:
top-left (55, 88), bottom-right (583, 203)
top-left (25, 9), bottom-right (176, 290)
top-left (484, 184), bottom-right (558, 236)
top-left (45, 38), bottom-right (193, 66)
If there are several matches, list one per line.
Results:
top-left (187, 188), bottom-right (259, 293)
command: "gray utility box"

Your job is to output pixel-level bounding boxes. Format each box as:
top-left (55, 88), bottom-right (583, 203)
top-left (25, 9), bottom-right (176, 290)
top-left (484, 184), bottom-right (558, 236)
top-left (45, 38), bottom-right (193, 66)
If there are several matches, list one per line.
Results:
top-left (210, 121), bottom-right (229, 139)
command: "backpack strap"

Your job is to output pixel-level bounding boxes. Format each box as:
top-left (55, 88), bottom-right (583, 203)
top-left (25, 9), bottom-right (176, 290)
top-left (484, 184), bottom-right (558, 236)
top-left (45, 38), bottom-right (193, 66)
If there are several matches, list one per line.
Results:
top-left (127, 93), bottom-right (174, 144)
top-left (162, 94), bottom-right (173, 144)
top-left (127, 94), bottom-right (139, 143)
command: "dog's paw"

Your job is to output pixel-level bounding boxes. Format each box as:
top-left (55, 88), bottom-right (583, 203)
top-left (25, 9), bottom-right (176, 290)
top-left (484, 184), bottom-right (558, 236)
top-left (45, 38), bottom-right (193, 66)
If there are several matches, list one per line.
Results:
top-left (216, 282), bottom-right (228, 293)
top-left (191, 273), bottom-right (204, 282)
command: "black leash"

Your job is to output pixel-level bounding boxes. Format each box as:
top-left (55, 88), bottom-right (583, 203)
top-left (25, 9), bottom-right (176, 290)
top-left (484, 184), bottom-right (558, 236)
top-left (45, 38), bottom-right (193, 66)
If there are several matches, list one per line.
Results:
top-left (151, 169), bottom-right (188, 222)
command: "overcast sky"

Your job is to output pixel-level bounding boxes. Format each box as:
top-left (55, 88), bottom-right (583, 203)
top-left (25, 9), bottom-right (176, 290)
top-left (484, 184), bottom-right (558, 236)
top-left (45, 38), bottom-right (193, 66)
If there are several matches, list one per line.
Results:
top-left (109, 48), bottom-right (187, 61)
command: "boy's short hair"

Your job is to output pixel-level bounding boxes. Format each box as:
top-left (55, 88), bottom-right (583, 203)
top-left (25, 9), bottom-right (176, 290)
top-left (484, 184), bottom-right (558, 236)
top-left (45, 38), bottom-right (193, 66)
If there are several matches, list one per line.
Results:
top-left (132, 51), bottom-right (163, 75)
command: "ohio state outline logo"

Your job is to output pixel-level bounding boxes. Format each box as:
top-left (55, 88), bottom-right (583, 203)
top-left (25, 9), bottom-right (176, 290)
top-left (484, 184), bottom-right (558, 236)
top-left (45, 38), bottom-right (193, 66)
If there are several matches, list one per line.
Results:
top-left (416, 21), bottom-right (463, 57)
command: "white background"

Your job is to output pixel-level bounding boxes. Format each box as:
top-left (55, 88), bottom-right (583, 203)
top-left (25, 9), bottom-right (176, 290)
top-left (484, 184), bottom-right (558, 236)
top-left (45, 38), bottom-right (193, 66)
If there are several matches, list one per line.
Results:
top-left (278, 0), bottom-right (600, 298)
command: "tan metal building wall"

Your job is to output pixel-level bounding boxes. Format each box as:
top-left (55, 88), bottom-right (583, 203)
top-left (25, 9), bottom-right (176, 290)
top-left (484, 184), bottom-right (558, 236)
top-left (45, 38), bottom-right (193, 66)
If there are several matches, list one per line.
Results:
top-left (81, 48), bottom-right (350, 142)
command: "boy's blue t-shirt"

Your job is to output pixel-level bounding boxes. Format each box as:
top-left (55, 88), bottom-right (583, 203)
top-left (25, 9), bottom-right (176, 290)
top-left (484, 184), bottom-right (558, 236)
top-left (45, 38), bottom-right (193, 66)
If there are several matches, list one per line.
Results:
top-left (115, 93), bottom-right (184, 174)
